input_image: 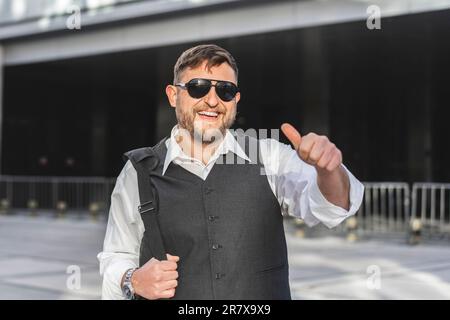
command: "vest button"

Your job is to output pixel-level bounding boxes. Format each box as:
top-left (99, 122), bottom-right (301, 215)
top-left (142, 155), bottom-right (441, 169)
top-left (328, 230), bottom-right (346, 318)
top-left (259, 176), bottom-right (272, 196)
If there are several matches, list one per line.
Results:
top-left (208, 215), bottom-right (218, 222)
top-left (212, 244), bottom-right (222, 250)
top-left (205, 187), bottom-right (213, 194)
top-left (215, 273), bottom-right (225, 279)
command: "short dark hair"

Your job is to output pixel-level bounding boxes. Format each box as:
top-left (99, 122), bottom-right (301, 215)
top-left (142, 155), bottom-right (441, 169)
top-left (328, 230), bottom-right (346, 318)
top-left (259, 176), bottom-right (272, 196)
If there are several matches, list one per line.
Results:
top-left (173, 44), bottom-right (239, 84)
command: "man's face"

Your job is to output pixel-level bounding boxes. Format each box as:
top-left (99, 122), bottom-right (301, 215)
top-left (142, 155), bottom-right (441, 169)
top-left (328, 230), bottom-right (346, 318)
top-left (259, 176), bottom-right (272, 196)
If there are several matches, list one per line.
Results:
top-left (166, 60), bottom-right (240, 143)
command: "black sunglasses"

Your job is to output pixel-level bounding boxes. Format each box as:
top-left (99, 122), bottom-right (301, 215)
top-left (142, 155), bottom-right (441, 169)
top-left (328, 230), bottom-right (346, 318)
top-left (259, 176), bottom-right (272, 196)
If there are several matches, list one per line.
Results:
top-left (175, 78), bottom-right (239, 102)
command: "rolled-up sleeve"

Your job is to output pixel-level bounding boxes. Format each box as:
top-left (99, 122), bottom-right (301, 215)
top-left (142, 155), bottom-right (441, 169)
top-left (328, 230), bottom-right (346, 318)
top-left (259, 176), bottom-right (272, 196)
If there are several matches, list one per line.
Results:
top-left (97, 161), bottom-right (143, 300)
top-left (307, 164), bottom-right (364, 228)
top-left (260, 138), bottom-right (364, 228)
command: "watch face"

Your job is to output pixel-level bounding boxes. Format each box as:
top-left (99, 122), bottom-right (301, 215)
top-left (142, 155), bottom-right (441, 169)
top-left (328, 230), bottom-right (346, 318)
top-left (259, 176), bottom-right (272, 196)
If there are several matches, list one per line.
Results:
top-left (122, 269), bottom-right (136, 300)
top-left (123, 285), bottom-right (133, 300)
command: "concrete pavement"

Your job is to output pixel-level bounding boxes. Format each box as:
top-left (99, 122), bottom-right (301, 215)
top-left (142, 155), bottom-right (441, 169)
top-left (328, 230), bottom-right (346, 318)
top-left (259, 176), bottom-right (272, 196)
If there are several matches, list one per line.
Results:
top-left (0, 213), bottom-right (449, 299)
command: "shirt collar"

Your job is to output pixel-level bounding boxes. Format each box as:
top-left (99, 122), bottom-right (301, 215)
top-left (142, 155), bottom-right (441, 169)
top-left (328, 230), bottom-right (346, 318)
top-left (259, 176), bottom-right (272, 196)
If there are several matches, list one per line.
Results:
top-left (162, 125), bottom-right (251, 175)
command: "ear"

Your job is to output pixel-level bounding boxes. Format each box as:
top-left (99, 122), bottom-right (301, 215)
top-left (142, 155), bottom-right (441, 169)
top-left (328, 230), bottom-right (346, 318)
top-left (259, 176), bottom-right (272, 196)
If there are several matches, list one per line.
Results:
top-left (166, 85), bottom-right (177, 108)
top-left (235, 91), bottom-right (241, 104)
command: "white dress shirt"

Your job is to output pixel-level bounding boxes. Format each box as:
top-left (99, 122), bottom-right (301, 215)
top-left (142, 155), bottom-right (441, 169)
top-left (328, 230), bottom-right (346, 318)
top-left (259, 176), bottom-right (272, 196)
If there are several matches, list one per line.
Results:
top-left (98, 125), bottom-right (364, 299)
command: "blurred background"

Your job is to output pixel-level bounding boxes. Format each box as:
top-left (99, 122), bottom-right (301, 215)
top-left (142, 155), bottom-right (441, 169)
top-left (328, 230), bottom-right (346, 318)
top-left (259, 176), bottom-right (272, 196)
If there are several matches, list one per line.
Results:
top-left (0, 0), bottom-right (449, 299)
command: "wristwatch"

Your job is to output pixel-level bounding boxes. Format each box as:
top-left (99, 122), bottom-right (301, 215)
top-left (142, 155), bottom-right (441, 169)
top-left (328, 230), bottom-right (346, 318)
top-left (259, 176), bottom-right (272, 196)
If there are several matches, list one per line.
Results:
top-left (122, 268), bottom-right (137, 300)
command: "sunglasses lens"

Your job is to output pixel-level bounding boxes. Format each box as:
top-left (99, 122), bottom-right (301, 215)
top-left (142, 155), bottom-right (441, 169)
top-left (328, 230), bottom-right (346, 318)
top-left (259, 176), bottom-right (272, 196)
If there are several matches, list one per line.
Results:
top-left (216, 82), bottom-right (238, 102)
top-left (187, 79), bottom-right (211, 99)
top-left (184, 79), bottom-right (238, 101)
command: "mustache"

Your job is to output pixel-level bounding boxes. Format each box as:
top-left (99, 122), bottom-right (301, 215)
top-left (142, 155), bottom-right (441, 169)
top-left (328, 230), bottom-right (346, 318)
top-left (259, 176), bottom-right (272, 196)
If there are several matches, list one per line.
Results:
top-left (193, 105), bottom-right (226, 114)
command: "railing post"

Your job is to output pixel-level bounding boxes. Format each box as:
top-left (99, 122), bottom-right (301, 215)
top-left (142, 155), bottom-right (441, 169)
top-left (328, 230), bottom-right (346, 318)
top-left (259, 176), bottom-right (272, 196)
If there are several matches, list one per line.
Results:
top-left (7, 179), bottom-right (13, 214)
top-left (441, 186), bottom-right (445, 234)
top-left (365, 184), bottom-right (372, 231)
top-left (404, 184), bottom-right (410, 229)
top-left (421, 185), bottom-right (426, 222)
top-left (409, 183), bottom-right (423, 245)
top-left (431, 185), bottom-right (436, 228)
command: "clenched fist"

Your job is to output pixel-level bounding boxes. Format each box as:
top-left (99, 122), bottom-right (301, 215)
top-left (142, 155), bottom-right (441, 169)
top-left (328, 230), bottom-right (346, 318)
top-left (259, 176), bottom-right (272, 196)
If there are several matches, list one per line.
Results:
top-left (130, 253), bottom-right (179, 299)
top-left (281, 123), bottom-right (342, 173)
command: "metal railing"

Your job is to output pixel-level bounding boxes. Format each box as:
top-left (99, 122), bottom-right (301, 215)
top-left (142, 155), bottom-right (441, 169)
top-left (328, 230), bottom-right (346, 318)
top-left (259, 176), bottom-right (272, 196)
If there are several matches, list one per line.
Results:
top-left (290, 182), bottom-right (450, 242)
top-left (0, 175), bottom-right (116, 216)
top-left (356, 182), bottom-right (411, 232)
top-left (1, 176), bottom-right (450, 239)
top-left (411, 183), bottom-right (450, 235)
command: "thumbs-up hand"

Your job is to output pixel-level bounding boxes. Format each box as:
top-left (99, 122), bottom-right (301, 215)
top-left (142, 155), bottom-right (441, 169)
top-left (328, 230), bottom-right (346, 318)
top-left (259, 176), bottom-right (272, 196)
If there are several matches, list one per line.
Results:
top-left (281, 123), bottom-right (342, 173)
top-left (281, 123), bottom-right (350, 210)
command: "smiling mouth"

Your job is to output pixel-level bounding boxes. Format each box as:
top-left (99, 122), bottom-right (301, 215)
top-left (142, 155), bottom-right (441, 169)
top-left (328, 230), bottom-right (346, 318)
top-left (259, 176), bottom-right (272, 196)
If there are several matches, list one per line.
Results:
top-left (197, 111), bottom-right (220, 121)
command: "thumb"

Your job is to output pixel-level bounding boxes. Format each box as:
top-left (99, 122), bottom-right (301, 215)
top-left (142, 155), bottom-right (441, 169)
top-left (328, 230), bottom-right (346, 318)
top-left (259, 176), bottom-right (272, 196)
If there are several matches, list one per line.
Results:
top-left (281, 123), bottom-right (302, 151)
top-left (166, 254), bottom-right (180, 262)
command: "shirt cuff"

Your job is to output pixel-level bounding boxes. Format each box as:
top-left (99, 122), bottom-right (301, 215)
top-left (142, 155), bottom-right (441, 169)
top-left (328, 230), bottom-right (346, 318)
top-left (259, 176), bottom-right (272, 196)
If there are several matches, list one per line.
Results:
top-left (101, 259), bottom-right (138, 300)
top-left (308, 164), bottom-right (364, 229)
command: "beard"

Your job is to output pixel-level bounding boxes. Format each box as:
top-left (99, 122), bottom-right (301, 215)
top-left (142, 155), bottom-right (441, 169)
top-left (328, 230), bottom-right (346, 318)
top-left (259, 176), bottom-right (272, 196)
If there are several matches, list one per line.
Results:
top-left (175, 103), bottom-right (236, 144)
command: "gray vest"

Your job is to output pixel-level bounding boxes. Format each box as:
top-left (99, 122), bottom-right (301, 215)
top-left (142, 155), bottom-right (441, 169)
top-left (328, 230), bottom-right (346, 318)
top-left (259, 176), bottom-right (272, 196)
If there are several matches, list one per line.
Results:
top-left (133, 135), bottom-right (291, 300)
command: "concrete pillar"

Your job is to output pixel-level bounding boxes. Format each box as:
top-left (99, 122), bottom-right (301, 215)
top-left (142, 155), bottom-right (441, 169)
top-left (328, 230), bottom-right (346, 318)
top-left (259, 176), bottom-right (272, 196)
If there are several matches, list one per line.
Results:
top-left (90, 69), bottom-right (108, 176)
top-left (155, 48), bottom-right (178, 141)
top-left (298, 28), bottom-right (330, 136)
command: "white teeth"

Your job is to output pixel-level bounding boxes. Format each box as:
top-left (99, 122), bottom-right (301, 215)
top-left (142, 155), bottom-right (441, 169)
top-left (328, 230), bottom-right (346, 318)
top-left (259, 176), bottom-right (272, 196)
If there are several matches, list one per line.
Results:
top-left (198, 111), bottom-right (218, 117)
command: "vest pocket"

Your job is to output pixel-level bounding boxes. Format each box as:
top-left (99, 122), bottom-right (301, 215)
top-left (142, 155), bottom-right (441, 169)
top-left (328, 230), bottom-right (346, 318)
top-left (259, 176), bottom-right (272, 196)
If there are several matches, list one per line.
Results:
top-left (254, 262), bottom-right (286, 275)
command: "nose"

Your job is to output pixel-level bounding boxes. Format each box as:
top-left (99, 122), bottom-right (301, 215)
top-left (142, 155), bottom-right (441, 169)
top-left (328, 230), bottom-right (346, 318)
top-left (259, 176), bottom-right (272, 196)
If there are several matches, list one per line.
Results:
top-left (204, 85), bottom-right (219, 108)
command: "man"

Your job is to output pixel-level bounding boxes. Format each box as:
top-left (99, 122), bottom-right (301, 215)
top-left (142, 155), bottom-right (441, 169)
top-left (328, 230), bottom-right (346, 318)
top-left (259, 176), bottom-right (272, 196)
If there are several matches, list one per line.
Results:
top-left (98, 44), bottom-right (364, 300)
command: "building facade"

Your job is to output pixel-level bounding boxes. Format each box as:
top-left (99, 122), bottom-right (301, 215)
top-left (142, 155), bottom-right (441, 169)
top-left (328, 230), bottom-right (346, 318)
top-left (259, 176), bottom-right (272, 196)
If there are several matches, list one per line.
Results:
top-left (0, 0), bottom-right (449, 182)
